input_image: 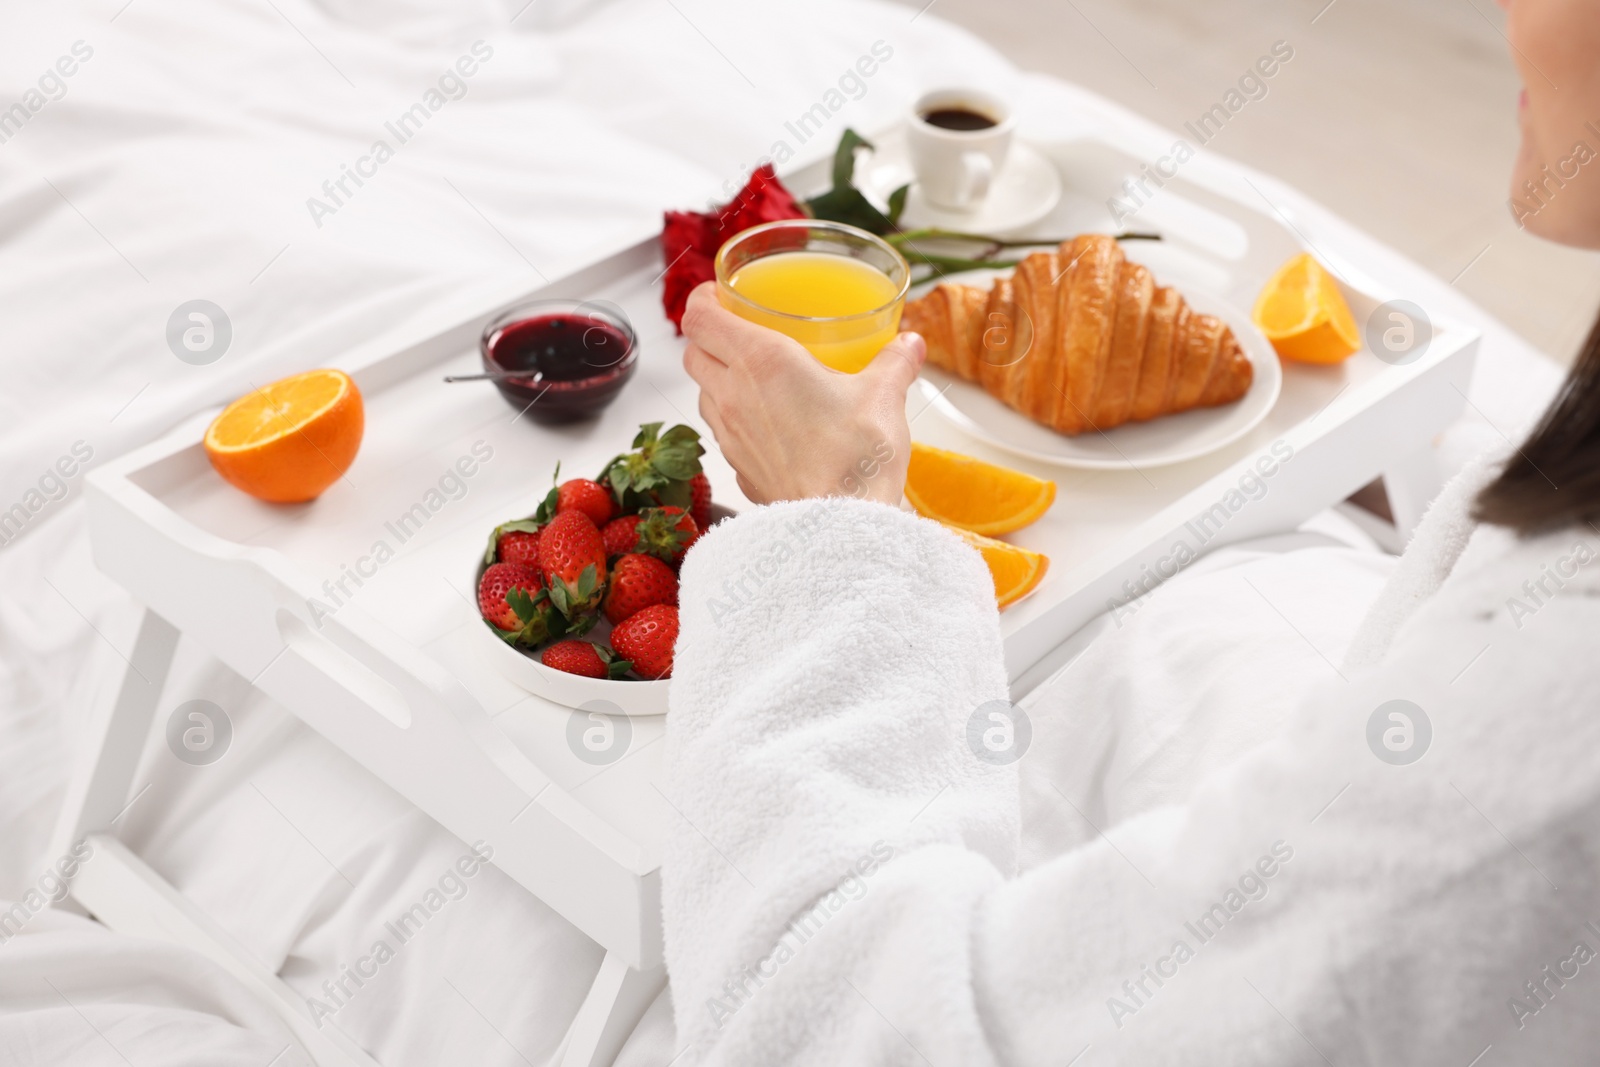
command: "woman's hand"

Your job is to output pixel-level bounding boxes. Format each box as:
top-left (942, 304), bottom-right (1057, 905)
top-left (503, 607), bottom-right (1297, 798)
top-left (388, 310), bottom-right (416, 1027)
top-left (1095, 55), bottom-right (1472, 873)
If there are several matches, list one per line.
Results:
top-left (680, 281), bottom-right (927, 507)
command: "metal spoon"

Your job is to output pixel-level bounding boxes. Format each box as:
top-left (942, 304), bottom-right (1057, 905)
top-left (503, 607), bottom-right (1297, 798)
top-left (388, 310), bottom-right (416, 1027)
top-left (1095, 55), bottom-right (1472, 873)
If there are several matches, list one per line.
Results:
top-left (442, 370), bottom-right (545, 384)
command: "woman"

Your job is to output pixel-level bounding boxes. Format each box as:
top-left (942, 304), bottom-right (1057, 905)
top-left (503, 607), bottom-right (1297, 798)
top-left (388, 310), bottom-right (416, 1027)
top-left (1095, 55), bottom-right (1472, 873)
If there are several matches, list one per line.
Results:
top-left (663, 0), bottom-right (1600, 1062)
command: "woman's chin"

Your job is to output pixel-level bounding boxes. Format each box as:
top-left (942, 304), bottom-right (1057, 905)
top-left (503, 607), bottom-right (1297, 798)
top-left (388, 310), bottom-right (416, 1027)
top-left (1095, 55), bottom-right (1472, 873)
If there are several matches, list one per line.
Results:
top-left (1511, 186), bottom-right (1600, 247)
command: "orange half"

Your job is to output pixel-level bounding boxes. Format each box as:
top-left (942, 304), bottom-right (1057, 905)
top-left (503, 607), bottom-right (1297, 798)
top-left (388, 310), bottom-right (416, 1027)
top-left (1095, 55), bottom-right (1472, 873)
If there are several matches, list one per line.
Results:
top-left (1252, 253), bottom-right (1360, 364)
top-left (952, 527), bottom-right (1048, 610)
top-left (204, 369), bottom-right (363, 503)
top-left (905, 442), bottom-right (1056, 536)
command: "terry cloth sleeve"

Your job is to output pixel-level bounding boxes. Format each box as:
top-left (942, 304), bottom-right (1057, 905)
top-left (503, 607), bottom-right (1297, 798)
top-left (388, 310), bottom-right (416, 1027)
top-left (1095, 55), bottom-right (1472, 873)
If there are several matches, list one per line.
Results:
top-left (662, 497), bottom-right (1017, 1064)
top-left (663, 498), bottom-right (1600, 1067)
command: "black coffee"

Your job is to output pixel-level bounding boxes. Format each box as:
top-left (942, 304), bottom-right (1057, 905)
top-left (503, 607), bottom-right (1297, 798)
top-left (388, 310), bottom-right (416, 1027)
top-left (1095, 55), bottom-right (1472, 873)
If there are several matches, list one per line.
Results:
top-left (922, 107), bottom-right (998, 132)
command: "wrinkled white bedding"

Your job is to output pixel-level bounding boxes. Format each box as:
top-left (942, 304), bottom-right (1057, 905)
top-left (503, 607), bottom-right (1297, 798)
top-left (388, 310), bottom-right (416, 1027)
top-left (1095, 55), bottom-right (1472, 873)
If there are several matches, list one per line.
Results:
top-left (0, 0), bottom-right (1566, 1064)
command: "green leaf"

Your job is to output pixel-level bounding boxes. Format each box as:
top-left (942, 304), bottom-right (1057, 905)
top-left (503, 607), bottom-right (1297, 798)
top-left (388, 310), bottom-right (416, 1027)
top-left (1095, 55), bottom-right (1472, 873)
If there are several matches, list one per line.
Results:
top-left (506, 587), bottom-right (538, 624)
top-left (807, 129), bottom-right (897, 236)
top-left (577, 564), bottom-right (597, 601)
top-left (600, 422), bottom-right (703, 508)
top-left (632, 469), bottom-right (667, 492)
top-left (533, 485), bottom-right (561, 524)
top-left (605, 467), bottom-right (630, 498)
top-left (887, 183), bottom-right (909, 226)
top-left (516, 616), bottom-right (550, 647)
top-left (606, 658), bottom-right (633, 680)
top-left (806, 184), bottom-right (895, 237)
top-left (651, 448), bottom-right (700, 481)
top-left (633, 505), bottom-right (693, 561)
top-left (650, 479), bottom-right (692, 510)
top-left (659, 424), bottom-right (701, 448)
top-left (830, 128), bottom-right (873, 188)
top-left (546, 611), bottom-right (571, 642)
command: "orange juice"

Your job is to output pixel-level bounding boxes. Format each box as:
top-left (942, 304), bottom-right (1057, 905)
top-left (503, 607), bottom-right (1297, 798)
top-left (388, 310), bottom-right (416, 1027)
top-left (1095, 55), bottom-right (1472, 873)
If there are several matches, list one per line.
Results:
top-left (725, 251), bottom-right (904, 373)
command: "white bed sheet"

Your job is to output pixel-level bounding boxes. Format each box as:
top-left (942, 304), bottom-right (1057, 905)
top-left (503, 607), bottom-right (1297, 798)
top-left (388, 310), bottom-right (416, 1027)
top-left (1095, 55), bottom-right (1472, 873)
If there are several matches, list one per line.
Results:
top-left (0, 0), bottom-right (1565, 1064)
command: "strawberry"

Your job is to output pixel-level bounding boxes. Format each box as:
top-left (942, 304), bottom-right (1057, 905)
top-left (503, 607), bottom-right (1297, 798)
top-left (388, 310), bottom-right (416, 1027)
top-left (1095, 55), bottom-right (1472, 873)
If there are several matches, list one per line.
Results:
top-left (557, 478), bottom-right (616, 527)
top-left (633, 506), bottom-right (700, 566)
top-left (597, 422), bottom-right (705, 513)
top-left (498, 529), bottom-right (541, 569)
top-left (538, 509), bottom-right (608, 617)
top-left (602, 514), bottom-right (643, 557)
top-left (540, 639), bottom-right (629, 679)
top-left (478, 562), bottom-right (542, 628)
top-left (529, 466), bottom-right (616, 528)
top-left (477, 562), bottom-right (552, 645)
top-left (689, 471), bottom-right (713, 530)
top-left (482, 519), bottom-right (541, 568)
top-left (604, 553), bottom-right (679, 624)
top-left (610, 604), bottom-right (678, 679)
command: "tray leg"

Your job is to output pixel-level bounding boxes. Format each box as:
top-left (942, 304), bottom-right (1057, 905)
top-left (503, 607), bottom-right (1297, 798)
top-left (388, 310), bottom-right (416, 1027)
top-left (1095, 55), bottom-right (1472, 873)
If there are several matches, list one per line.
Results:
top-left (74, 834), bottom-right (376, 1067)
top-left (1382, 443), bottom-right (1445, 543)
top-left (558, 951), bottom-right (667, 1067)
top-left (49, 606), bottom-right (179, 881)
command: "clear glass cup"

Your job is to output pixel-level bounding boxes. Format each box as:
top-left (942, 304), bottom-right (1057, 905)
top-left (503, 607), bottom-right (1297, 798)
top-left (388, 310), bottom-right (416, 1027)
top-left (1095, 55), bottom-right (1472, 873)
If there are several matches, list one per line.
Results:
top-left (714, 219), bottom-right (911, 374)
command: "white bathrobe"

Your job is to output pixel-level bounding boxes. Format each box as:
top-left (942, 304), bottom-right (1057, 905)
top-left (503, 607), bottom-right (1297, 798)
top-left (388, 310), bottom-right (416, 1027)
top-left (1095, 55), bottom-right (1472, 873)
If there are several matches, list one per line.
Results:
top-left (661, 455), bottom-right (1600, 1067)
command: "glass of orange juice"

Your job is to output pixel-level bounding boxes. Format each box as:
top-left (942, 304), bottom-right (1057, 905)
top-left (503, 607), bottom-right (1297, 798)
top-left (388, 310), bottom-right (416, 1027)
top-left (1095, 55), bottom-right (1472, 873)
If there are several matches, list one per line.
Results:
top-left (715, 219), bottom-right (911, 374)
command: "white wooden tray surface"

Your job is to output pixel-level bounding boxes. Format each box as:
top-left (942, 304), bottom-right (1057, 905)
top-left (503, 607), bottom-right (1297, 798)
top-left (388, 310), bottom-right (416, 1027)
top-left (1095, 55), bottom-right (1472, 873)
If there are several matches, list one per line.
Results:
top-left (85, 127), bottom-right (1478, 968)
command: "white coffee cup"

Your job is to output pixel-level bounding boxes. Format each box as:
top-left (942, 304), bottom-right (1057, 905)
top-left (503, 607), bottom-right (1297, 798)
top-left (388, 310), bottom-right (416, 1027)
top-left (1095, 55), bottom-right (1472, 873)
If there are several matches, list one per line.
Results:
top-left (907, 88), bottom-right (1016, 211)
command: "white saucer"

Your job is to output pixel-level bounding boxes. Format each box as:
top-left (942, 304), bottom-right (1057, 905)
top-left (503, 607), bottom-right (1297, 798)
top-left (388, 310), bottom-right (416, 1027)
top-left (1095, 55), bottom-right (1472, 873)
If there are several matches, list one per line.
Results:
top-left (910, 271), bottom-right (1282, 470)
top-left (859, 140), bottom-right (1062, 235)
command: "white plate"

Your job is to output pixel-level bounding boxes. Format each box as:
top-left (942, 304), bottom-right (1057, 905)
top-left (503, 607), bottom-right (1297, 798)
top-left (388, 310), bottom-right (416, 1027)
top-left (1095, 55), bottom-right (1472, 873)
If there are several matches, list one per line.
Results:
top-left (858, 140), bottom-right (1063, 235)
top-left (472, 559), bottom-right (670, 717)
top-left (912, 271), bottom-right (1282, 470)
top-left (470, 502), bottom-right (738, 716)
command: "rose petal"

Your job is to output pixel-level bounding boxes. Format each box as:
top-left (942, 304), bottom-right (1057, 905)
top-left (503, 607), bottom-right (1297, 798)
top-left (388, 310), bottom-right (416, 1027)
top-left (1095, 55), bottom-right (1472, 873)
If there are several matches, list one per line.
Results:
top-left (662, 248), bottom-right (715, 333)
top-left (659, 166), bottom-right (806, 332)
top-left (663, 209), bottom-right (717, 259)
top-left (715, 164), bottom-right (806, 238)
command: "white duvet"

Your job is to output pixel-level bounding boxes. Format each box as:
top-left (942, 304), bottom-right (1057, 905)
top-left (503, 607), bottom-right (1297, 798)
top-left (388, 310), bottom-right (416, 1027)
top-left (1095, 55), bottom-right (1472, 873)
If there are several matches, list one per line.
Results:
top-left (0, 0), bottom-right (1568, 1064)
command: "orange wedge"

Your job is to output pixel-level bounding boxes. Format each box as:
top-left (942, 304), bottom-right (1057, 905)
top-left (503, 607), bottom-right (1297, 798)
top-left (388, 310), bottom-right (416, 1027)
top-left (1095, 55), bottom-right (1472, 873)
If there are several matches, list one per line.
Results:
top-left (952, 527), bottom-right (1048, 610)
top-left (1252, 253), bottom-right (1360, 364)
top-left (905, 443), bottom-right (1056, 536)
top-left (204, 369), bottom-right (363, 503)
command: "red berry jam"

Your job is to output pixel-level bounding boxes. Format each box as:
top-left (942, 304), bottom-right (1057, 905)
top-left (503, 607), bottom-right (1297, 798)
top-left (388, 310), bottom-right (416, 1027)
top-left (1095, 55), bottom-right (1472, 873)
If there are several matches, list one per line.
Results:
top-left (481, 304), bottom-right (637, 422)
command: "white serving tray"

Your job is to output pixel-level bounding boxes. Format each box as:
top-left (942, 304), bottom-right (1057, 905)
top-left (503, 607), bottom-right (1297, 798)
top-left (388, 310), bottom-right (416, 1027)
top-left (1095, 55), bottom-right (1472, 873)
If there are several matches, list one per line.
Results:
top-left (83, 125), bottom-right (1478, 979)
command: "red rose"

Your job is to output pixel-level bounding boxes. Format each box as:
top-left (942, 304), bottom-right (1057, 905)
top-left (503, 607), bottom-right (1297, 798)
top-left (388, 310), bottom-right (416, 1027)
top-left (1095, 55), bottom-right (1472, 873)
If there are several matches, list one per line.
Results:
top-left (659, 165), bottom-right (807, 332)
top-left (659, 246), bottom-right (714, 335)
top-left (715, 165), bottom-right (806, 238)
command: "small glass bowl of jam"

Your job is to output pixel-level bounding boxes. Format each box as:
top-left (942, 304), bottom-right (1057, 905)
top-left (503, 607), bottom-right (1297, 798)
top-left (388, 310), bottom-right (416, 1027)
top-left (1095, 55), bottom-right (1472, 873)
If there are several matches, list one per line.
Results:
top-left (480, 299), bottom-right (638, 422)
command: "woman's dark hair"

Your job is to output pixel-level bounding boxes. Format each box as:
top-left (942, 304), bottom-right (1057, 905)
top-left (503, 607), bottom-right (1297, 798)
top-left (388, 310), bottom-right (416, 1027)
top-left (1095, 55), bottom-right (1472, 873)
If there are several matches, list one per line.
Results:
top-left (1474, 310), bottom-right (1600, 534)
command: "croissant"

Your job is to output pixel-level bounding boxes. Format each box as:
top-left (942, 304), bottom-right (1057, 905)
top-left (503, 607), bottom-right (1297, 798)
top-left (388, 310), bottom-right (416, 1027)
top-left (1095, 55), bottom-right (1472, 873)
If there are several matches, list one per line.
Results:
top-left (901, 235), bottom-right (1253, 435)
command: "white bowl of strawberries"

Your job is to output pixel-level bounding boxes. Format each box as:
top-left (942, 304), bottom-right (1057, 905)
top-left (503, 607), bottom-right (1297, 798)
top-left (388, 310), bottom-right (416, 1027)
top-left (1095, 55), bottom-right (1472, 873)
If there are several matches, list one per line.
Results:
top-left (473, 422), bottom-right (720, 717)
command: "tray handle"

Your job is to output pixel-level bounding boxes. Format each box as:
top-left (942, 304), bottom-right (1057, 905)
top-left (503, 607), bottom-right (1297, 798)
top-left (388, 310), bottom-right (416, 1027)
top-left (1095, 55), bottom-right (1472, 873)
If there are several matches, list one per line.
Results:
top-left (272, 607), bottom-right (413, 730)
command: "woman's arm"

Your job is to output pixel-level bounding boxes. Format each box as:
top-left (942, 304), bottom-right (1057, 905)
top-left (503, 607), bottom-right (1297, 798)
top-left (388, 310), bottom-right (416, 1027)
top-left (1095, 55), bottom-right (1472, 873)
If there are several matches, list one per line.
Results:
top-left (661, 497), bottom-right (1342, 1067)
top-left (668, 282), bottom-right (1600, 1066)
top-left (664, 508), bottom-right (1599, 1065)
top-left (663, 495), bottom-right (1018, 1064)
